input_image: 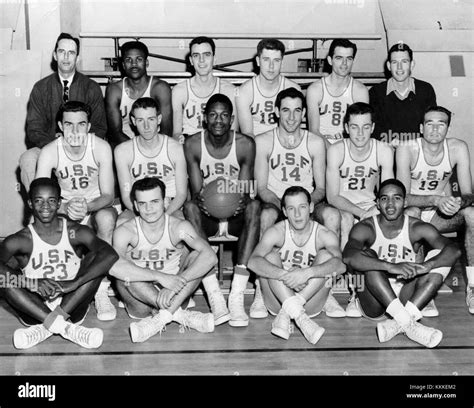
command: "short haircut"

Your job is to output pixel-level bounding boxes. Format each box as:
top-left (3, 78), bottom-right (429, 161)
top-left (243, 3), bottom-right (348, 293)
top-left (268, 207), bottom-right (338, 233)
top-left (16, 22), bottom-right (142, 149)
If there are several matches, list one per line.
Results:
top-left (275, 87), bottom-right (306, 110)
top-left (131, 97), bottom-right (161, 117)
top-left (388, 42), bottom-right (413, 62)
top-left (423, 105), bottom-right (452, 127)
top-left (328, 38), bottom-right (357, 59)
top-left (204, 93), bottom-right (233, 115)
top-left (189, 36), bottom-right (216, 54)
top-left (281, 186), bottom-right (311, 209)
top-left (57, 100), bottom-right (91, 122)
top-left (29, 177), bottom-right (61, 200)
top-left (344, 102), bottom-right (375, 125)
top-left (257, 38), bottom-right (285, 57)
top-left (130, 177), bottom-right (166, 204)
top-left (121, 41), bottom-right (149, 59)
top-left (378, 178), bottom-right (406, 199)
top-left (54, 32), bottom-right (80, 55)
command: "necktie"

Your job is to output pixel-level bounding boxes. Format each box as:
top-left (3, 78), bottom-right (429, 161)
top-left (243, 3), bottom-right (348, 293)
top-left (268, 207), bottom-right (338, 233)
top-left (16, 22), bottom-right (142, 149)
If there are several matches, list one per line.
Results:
top-left (63, 80), bottom-right (69, 102)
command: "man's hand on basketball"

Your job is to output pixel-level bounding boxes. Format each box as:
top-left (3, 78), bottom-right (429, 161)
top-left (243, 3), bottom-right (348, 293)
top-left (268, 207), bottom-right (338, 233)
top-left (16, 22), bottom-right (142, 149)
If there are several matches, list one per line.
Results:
top-left (233, 195), bottom-right (250, 217)
top-left (155, 288), bottom-right (175, 309)
top-left (387, 262), bottom-right (419, 280)
top-left (196, 192), bottom-right (211, 217)
top-left (157, 274), bottom-right (187, 294)
top-left (437, 196), bottom-right (461, 216)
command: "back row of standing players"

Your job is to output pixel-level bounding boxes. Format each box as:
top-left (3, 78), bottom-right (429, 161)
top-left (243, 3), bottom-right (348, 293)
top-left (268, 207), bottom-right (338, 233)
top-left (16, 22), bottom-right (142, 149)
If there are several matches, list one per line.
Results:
top-left (5, 33), bottom-right (474, 350)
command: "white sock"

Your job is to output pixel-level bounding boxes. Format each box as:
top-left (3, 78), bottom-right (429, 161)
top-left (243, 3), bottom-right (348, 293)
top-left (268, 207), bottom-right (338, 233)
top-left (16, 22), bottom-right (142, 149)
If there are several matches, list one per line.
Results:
top-left (466, 266), bottom-right (474, 288)
top-left (47, 315), bottom-right (69, 335)
top-left (282, 296), bottom-right (305, 320)
top-left (172, 307), bottom-right (184, 322)
top-left (231, 272), bottom-right (249, 293)
top-left (405, 301), bottom-right (423, 322)
top-left (158, 309), bottom-right (173, 324)
top-left (202, 273), bottom-right (220, 293)
top-left (386, 298), bottom-right (411, 327)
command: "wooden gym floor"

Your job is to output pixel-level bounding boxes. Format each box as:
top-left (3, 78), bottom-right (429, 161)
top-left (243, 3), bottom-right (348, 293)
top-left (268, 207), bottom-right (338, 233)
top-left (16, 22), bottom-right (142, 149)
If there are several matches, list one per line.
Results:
top-left (0, 258), bottom-right (473, 376)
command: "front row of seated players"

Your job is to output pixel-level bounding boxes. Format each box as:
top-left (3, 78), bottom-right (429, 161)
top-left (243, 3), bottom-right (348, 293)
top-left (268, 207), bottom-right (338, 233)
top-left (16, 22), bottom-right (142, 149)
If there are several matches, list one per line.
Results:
top-left (0, 177), bottom-right (462, 349)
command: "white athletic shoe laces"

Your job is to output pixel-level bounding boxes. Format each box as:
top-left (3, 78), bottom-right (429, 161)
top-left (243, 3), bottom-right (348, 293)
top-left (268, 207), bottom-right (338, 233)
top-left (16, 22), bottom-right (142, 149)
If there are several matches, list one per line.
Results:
top-left (62, 322), bottom-right (103, 349)
top-left (13, 324), bottom-right (53, 349)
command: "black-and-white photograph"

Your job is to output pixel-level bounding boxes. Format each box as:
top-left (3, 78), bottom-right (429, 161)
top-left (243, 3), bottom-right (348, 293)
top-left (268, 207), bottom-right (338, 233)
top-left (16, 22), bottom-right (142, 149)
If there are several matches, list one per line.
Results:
top-left (0, 0), bottom-right (473, 403)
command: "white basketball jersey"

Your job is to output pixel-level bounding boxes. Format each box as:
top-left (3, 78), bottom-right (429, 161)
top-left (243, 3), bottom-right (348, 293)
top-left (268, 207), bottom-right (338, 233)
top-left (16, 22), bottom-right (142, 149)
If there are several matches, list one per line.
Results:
top-left (55, 133), bottom-right (101, 203)
top-left (130, 136), bottom-right (177, 199)
top-left (339, 139), bottom-right (380, 210)
top-left (267, 129), bottom-right (314, 199)
top-left (120, 76), bottom-right (154, 138)
top-left (319, 76), bottom-right (354, 144)
top-left (23, 218), bottom-right (81, 280)
top-left (278, 220), bottom-right (319, 270)
top-left (182, 77), bottom-right (221, 135)
top-left (199, 131), bottom-right (240, 187)
top-left (127, 215), bottom-right (183, 274)
top-left (410, 138), bottom-right (452, 197)
top-left (251, 76), bottom-right (287, 136)
top-left (370, 215), bottom-right (416, 264)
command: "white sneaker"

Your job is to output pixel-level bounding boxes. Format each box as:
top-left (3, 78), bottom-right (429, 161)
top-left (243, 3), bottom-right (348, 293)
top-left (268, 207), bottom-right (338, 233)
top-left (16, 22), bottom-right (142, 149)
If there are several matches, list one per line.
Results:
top-left (403, 318), bottom-right (443, 348)
top-left (129, 313), bottom-right (169, 343)
top-left (249, 281), bottom-right (268, 319)
top-left (421, 299), bottom-right (439, 317)
top-left (228, 290), bottom-right (249, 327)
top-left (295, 313), bottom-right (325, 345)
top-left (207, 290), bottom-right (231, 325)
top-left (13, 324), bottom-right (53, 349)
top-left (376, 319), bottom-right (403, 343)
top-left (271, 309), bottom-right (292, 340)
top-left (61, 322), bottom-right (103, 349)
top-left (173, 309), bottom-right (214, 333)
top-left (467, 287), bottom-right (474, 314)
top-left (346, 295), bottom-right (362, 318)
top-left (322, 293), bottom-right (346, 318)
top-left (95, 289), bottom-right (117, 321)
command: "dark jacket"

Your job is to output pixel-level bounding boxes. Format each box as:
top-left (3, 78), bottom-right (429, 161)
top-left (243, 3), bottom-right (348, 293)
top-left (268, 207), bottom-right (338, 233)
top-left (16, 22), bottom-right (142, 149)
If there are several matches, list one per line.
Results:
top-left (369, 78), bottom-right (436, 142)
top-left (26, 72), bottom-right (107, 148)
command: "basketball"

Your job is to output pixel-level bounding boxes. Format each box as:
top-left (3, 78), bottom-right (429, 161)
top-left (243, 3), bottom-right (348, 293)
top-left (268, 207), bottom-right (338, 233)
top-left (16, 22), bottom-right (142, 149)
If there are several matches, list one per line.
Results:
top-left (201, 178), bottom-right (241, 220)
